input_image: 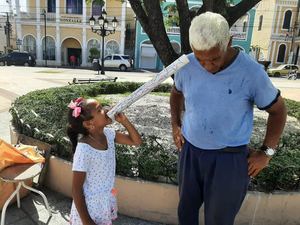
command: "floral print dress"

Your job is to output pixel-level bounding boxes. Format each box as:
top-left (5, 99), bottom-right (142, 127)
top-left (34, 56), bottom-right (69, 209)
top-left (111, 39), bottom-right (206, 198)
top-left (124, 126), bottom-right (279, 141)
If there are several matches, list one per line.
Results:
top-left (70, 128), bottom-right (117, 225)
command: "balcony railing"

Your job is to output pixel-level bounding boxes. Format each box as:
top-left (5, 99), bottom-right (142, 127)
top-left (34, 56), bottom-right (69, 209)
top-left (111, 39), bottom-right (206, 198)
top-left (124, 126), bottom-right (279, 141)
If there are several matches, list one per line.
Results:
top-left (230, 31), bottom-right (247, 40)
top-left (166, 26), bottom-right (180, 34)
top-left (20, 12), bottom-right (86, 24)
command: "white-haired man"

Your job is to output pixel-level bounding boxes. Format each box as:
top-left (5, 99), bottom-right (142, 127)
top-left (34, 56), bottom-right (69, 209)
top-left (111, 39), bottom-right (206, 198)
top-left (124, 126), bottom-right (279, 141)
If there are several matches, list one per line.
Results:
top-left (170, 12), bottom-right (287, 225)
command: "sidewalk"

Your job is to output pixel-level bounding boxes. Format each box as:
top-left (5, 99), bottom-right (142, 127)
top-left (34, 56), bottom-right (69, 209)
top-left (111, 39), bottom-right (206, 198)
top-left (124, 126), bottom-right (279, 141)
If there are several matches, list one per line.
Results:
top-left (4, 187), bottom-right (164, 225)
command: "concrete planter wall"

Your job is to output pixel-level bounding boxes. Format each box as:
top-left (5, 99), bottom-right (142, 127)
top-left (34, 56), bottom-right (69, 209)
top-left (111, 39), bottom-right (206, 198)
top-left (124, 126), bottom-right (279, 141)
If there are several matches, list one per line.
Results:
top-left (10, 126), bottom-right (300, 225)
top-left (45, 155), bottom-right (300, 225)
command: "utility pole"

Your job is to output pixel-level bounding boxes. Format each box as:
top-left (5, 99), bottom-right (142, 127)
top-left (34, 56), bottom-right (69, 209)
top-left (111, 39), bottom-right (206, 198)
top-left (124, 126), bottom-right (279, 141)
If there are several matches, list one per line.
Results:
top-left (4, 12), bottom-right (12, 53)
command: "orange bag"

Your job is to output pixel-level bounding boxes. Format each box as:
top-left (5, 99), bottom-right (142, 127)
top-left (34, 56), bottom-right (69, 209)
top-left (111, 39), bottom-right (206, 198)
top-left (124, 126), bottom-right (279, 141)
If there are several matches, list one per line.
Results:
top-left (0, 139), bottom-right (45, 172)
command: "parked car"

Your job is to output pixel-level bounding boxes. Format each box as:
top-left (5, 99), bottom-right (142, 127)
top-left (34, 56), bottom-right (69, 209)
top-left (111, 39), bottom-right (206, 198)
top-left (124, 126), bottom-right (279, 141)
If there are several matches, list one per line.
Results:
top-left (267, 64), bottom-right (299, 77)
top-left (102, 54), bottom-right (131, 71)
top-left (0, 52), bottom-right (36, 66)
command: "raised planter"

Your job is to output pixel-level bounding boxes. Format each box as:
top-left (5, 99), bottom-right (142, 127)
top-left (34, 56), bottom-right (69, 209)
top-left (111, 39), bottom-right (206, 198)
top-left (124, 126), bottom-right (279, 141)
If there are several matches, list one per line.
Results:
top-left (10, 127), bottom-right (300, 225)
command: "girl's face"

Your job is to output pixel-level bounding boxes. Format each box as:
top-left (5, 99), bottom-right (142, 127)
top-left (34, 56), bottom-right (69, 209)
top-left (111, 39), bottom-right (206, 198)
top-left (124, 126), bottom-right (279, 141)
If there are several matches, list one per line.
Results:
top-left (87, 100), bottom-right (112, 127)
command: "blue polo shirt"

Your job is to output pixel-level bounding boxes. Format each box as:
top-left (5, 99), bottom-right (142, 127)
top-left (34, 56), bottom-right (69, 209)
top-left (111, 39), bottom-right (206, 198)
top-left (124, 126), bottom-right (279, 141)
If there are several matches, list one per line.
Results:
top-left (174, 52), bottom-right (279, 150)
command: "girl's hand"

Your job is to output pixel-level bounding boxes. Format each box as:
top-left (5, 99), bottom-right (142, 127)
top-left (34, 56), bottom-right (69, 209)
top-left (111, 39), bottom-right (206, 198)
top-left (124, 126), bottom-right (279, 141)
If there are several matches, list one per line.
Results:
top-left (115, 112), bottom-right (128, 124)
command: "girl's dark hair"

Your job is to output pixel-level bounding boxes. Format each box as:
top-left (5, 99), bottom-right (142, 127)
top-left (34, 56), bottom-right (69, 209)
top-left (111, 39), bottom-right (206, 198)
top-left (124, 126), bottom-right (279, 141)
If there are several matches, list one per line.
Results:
top-left (67, 98), bottom-right (94, 153)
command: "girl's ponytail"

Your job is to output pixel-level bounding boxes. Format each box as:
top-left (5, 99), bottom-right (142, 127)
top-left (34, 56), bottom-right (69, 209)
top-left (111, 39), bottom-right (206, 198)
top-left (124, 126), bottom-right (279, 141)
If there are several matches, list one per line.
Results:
top-left (67, 125), bottom-right (79, 153)
top-left (67, 98), bottom-right (93, 153)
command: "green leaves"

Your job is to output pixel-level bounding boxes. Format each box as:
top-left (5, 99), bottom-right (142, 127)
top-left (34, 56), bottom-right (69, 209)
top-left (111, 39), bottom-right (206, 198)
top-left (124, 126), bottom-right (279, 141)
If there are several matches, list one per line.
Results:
top-left (116, 135), bottom-right (178, 183)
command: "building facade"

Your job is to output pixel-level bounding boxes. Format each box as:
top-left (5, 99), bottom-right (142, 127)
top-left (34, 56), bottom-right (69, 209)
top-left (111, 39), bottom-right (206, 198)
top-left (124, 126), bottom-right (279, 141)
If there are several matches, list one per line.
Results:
top-left (134, 0), bottom-right (256, 71)
top-left (0, 12), bottom-right (17, 54)
top-left (13, 0), bottom-right (128, 66)
top-left (251, 0), bottom-right (300, 67)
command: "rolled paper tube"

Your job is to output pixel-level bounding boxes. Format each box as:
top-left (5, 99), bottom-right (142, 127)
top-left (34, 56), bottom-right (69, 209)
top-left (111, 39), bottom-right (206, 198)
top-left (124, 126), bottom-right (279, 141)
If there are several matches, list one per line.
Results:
top-left (107, 54), bottom-right (190, 120)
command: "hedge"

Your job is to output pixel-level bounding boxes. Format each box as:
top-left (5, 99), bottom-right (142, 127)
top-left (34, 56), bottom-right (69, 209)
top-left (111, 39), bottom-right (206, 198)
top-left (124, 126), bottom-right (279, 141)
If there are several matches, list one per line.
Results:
top-left (10, 82), bottom-right (300, 192)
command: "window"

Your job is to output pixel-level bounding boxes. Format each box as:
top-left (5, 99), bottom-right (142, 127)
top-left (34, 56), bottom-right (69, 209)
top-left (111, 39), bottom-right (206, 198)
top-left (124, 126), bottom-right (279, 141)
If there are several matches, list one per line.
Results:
top-left (92, 0), bottom-right (103, 16)
top-left (105, 56), bottom-right (112, 60)
top-left (66, 0), bottom-right (82, 14)
top-left (277, 44), bottom-right (286, 63)
top-left (283, 10), bottom-right (292, 30)
top-left (113, 56), bottom-right (121, 60)
top-left (48, 0), bottom-right (56, 13)
top-left (87, 39), bottom-right (100, 50)
top-left (87, 39), bottom-right (100, 61)
top-left (42, 36), bottom-right (56, 60)
top-left (171, 42), bottom-right (181, 54)
top-left (105, 40), bottom-right (120, 56)
top-left (23, 35), bottom-right (36, 57)
top-left (122, 55), bottom-right (130, 60)
top-left (258, 15), bottom-right (263, 31)
top-left (242, 21), bottom-right (247, 32)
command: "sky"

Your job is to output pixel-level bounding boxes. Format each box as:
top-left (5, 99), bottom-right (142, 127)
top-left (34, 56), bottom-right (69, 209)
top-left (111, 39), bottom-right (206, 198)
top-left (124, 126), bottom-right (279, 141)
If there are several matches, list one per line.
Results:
top-left (0, 0), bottom-right (27, 15)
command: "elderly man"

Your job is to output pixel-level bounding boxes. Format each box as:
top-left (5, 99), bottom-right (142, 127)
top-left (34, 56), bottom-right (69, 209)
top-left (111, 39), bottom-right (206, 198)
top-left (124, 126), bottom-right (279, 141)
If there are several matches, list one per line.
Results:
top-left (170, 12), bottom-right (287, 225)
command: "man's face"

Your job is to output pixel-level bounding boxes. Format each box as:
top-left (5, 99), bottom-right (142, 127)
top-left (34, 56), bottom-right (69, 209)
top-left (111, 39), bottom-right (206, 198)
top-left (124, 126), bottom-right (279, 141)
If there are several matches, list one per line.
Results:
top-left (193, 46), bottom-right (227, 74)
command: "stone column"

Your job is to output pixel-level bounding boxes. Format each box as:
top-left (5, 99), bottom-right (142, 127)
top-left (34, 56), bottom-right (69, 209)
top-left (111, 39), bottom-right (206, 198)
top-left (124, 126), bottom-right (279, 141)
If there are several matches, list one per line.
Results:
top-left (15, 0), bottom-right (23, 51)
top-left (36, 0), bottom-right (42, 63)
top-left (55, 0), bottom-right (61, 66)
top-left (120, 1), bottom-right (127, 54)
top-left (81, 0), bottom-right (88, 66)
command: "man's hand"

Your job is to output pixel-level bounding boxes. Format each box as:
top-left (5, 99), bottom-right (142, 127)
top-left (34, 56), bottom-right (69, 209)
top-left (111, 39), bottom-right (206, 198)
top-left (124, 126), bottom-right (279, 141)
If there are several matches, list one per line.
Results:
top-left (248, 149), bottom-right (271, 177)
top-left (172, 125), bottom-right (184, 151)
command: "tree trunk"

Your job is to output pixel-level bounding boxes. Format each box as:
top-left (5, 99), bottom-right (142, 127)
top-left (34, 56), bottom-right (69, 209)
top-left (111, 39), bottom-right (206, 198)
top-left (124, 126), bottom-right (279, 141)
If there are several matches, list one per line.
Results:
top-left (129, 0), bottom-right (178, 66)
top-left (175, 0), bottom-right (192, 54)
top-left (128, 0), bottom-right (262, 67)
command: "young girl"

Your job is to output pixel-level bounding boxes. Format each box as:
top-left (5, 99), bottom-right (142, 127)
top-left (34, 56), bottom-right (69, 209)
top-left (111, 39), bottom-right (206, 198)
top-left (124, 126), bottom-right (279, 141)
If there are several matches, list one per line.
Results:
top-left (67, 97), bottom-right (142, 225)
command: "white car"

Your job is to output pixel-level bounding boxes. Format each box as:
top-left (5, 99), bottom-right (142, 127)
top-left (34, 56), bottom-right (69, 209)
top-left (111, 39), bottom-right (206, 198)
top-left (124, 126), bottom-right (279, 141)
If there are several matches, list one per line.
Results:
top-left (103, 54), bottom-right (131, 71)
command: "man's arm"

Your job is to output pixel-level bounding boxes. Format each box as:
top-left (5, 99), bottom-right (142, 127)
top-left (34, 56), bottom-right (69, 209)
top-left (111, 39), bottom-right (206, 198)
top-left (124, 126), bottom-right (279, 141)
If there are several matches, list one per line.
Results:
top-left (170, 86), bottom-right (185, 150)
top-left (263, 96), bottom-right (287, 148)
top-left (248, 96), bottom-right (287, 177)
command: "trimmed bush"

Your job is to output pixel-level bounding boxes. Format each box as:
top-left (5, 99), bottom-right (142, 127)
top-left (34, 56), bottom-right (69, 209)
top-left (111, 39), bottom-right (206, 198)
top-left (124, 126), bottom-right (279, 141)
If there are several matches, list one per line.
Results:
top-left (10, 82), bottom-right (300, 192)
top-left (10, 82), bottom-right (172, 160)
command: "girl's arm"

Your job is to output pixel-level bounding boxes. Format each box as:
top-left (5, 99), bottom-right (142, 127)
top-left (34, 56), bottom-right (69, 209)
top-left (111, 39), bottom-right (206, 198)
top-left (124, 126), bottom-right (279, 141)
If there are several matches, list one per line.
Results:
top-left (72, 171), bottom-right (96, 225)
top-left (114, 113), bottom-right (142, 146)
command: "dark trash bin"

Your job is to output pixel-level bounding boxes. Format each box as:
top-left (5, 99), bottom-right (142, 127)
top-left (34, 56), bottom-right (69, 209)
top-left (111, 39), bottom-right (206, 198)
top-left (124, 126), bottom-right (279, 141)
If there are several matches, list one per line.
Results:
top-left (92, 59), bottom-right (101, 71)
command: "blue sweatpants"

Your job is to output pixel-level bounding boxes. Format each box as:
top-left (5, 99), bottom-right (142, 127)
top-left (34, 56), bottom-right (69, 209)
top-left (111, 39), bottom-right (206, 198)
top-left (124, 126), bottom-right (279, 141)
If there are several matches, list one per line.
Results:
top-left (178, 140), bottom-right (250, 225)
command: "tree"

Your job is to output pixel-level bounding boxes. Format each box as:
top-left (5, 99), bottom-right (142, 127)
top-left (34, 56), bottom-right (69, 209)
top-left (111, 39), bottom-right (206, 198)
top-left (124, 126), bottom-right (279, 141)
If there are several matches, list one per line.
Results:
top-left (89, 47), bottom-right (100, 62)
top-left (128, 0), bottom-right (261, 67)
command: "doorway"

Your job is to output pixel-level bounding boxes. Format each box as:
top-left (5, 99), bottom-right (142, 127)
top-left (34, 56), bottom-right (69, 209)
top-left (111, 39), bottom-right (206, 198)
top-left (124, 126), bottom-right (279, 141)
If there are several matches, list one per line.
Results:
top-left (68, 48), bottom-right (81, 66)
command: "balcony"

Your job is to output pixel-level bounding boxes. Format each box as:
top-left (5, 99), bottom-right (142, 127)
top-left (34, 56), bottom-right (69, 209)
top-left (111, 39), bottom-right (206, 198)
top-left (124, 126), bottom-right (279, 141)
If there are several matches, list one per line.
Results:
top-left (230, 31), bottom-right (247, 40)
top-left (166, 26), bottom-right (180, 34)
top-left (19, 12), bottom-right (86, 25)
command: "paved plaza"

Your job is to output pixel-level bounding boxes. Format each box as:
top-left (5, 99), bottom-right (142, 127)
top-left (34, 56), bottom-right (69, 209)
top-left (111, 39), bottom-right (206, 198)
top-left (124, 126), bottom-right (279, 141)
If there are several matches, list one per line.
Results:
top-left (0, 66), bottom-right (300, 225)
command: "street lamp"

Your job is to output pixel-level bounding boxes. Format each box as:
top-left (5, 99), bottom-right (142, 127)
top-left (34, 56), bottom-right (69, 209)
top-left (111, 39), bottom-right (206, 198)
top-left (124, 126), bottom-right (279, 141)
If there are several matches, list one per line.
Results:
top-left (41, 9), bottom-right (47, 67)
top-left (89, 9), bottom-right (118, 75)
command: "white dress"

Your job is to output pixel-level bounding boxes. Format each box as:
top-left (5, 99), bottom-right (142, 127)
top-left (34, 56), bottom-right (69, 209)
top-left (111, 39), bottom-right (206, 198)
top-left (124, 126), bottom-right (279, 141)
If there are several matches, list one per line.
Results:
top-left (69, 128), bottom-right (118, 225)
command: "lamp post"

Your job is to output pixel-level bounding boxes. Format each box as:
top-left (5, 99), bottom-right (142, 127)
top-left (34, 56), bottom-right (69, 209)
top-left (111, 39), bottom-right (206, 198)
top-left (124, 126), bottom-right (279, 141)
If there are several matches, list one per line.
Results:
top-left (89, 9), bottom-right (118, 75)
top-left (41, 9), bottom-right (47, 67)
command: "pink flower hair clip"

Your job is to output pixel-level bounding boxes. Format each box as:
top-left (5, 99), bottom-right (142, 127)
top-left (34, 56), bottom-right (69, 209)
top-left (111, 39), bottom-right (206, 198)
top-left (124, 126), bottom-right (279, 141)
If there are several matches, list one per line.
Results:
top-left (68, 97), bottom-right (84, 118)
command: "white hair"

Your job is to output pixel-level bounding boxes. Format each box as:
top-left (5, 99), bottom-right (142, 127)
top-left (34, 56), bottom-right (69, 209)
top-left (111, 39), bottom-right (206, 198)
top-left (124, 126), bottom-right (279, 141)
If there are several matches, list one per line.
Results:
top-left (189, 12), bottom-right (230, 51)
